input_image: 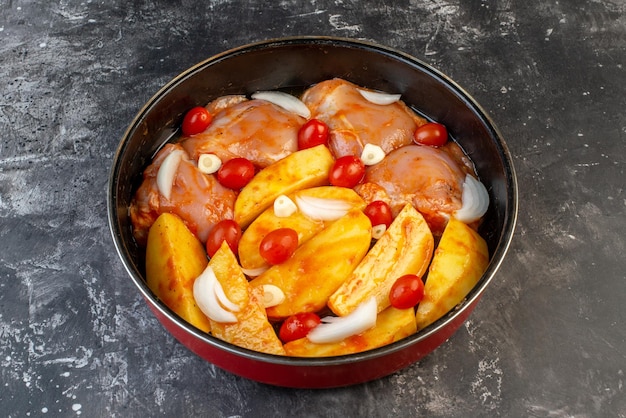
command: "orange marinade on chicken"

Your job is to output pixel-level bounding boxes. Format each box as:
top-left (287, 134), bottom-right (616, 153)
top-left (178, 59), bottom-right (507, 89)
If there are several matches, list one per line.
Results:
top-left (181, 98), bottom-right (305, 169)
top-left (355, 143), bottom-right (475, 236)
top-left (301, 78), bottom-right (427, 158)
top-left (129, 143), bottom-right (236, 246)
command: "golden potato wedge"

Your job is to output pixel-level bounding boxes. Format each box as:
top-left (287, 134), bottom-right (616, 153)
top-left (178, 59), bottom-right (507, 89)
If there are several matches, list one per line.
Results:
top-left (328, 204), bottom-right (434, 316)
top-left (145, 213), bottom-right (211, 333)
top-left (250, 209), bottom-right (372, 320)
top-left (207, 242), bottom-right (285, 355)
top-left (283, 306), bottom-right (417, 357)
top-left (415, 218), bottom-right (489, 330)
top-left (234, 144), bottom-right (334, 228)
top-left (238, 186), bottom-right (366, 270)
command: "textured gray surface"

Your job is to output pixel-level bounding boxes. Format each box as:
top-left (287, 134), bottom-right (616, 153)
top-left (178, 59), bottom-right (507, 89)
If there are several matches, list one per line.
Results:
top-left (1, 0), bottom-right (625, 417)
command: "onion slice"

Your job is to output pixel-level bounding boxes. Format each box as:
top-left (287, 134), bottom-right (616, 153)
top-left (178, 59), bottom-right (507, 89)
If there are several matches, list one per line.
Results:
top-left (156, 149), bottom-right (185, 200)
top-left (295, 195), bottom-right (352, 221)
top-left (240, 265), bottom-right (269, 277)
top-left (193, 265), bottom-right (238, 323)
top-left (307, 297), bottom-right (377, 344)
top-left (454, 174), bottom-right (489, 223)
top-left (251, 91), bottom-right (311, 119)
top-left (357, 89), bottom-right (401, 105)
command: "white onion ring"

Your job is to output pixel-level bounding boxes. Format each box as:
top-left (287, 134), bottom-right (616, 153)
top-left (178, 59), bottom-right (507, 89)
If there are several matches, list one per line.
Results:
top-left (357, 89), bottom-right (401, 105)
top-left (251, 91), bottom-right (311, 119)
top-left (454, 174), bottom-right (489, 223)
top-left (240, 265), bottom-right (269, 277)
top-left (307, 297), bottom-right (377, 344)
top-left (295, 196), bottom-right (352, 221)
top-left (193, 265), bottom-right (238, 323)
top-left (156, 149), bottom-right (185, 200)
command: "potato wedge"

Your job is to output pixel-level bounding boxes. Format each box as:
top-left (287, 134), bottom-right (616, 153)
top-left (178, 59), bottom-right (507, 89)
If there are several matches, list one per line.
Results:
top-left (238, 186), bottom-right (366, 270)
top-left (146, 213), bottom-right (211, 333)
top-left (234, 144), bottom-right (334, 228)
top-left (415, 218), bottom-right (489, 330)
top-left (283, 306), bottom-right (417, 357)
top-left (328, 204), bottom-right (434, 316)
top-left (207, 242), bottom-right (285, 355)
top-left (250, 209), bottom-right (372, 319)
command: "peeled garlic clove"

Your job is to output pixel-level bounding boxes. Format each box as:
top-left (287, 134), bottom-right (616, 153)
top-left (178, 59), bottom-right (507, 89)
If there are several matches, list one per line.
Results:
top-left (372, 224), bottom-right (387, 240)
top-left (251, 91), bottom-right (311, 119)
top-left (197, 154), bottom-right (222, 174)
top-left (357, 89), bottom-right (401, 105)
top-left (360, 143), bottom-right (385, 166)
top-left (261, 284), bottom-right (285, 308)
top-left (274, 195), bottom-right (297, 218)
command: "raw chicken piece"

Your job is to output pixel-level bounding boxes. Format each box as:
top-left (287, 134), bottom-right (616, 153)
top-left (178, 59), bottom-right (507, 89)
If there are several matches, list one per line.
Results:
top-left (181, 98), bottom-right (304, 168)
top-left (301, 78), bottom-right (426, 158)
top-left (355, 143), bottom-right (475, 236)
top-left (130, 143), bottom-right (236, 246)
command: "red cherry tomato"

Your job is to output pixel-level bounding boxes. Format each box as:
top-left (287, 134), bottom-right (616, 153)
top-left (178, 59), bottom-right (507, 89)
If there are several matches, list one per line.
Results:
top-left (217, 158), bottom-right (255, 189)
top-left (182, 106), bottom-right (212, 136)
top-left (206, 219), bottom-right (242, 258)
top-left (389, 274), bottom-right (425, 309)
top-left (298, 119), bottom-right (329, 150)
top-left (363, 200), bottom-right (393, 228)
top-left (329, 155), bottom-right (365, 188)
top-left (413, 122), bottom-right (448, 147)
top-left (259, 228), bottom-right (299, 265)
top-left (279, 312), bottom-right (321, 342)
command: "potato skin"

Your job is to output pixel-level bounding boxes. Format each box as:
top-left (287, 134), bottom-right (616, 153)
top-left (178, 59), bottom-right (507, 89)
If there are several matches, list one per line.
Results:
top-left (208, 242), bottom-right (285, 355)
top-left (238, 186), bottom-right (365, 270)
top-left (234, 144), bottom-right (334, 229)
top-left (328, 204), bottom-right (434, 316)
top-left (415, 218), bottom-right (489, 330)
top-left (145, 213), bottom-right (211, 333)
top-left (250, 209), bottom-right (372, 320)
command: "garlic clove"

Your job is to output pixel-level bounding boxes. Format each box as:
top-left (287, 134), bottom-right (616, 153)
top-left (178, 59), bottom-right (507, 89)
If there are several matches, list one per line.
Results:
top-left (371, 224), bottom-right (387, 240)
top-left (360, 143), bottom-right (386, 166)
top-left (274, 195), bottom-right (298, 218)
top-left (197, 153), bottom-right (222, 174)
top-left (261, 284), bottom-right (285, 308)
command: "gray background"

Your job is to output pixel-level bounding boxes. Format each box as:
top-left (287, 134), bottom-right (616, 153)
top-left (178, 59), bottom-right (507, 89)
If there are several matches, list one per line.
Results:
top-left (1, 0), bottom-right (624, 417)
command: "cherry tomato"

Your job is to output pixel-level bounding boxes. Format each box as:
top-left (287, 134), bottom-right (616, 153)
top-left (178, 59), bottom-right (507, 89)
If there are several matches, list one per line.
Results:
top-left (389, 274), bottom-right (425, 309)
top-left (181, 106), bottom-right (212, 136)
top-left (206, 219), bottom-right (242, 258)
top-left (217, 158), bottom-right (255, 189)
top-left (279, 312), bottom-right (321, 343)
top-left (259, 228), bottom-right (299, 265)
top-left (413, 122), bottom-right (448, 147)
top-left (298, 119), bottom-right (329, 150)
top-left (329, 155), bottom-right (365, 188)
top-left (363, 200), bottom-right (393, 228)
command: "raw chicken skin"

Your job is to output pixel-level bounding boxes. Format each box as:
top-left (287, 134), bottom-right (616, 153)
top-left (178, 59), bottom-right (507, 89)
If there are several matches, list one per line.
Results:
top-left (302, 78), bottom-right (427, 158)
top-left (130, 143), bottom-right (236, 246)
top-left (355, 143), bottom-right (474, 236)
top-left (181, 99), bottom-right (304, 168)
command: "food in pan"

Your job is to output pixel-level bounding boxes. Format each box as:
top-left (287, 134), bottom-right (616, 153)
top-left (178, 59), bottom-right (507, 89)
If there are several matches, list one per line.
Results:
top-left (130, 78), bottom-right (490, 356)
